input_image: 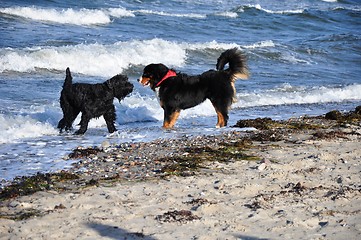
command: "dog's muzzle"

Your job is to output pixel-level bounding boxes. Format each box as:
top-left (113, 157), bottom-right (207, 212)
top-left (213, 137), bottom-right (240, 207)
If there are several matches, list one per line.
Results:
top-left (139, 76), bottom-right (150, 86)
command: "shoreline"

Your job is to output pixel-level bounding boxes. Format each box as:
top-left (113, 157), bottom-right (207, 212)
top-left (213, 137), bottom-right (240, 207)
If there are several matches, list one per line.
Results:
top-left (1, 108), bottom-right (361, 239)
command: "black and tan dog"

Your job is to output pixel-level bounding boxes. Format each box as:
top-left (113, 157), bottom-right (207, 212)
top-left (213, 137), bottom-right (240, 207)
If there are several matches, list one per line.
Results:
top-left (58, 68), bottom-right (133, 134)
top-left (139, 48), bottom-right (249, 128)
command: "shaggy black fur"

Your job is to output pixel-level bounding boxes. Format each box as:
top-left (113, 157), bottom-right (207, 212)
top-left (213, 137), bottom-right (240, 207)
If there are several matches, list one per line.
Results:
top-left (58, 68), bottom-right (133, 134)
top-left (139, 48), bottom-right (249, 129)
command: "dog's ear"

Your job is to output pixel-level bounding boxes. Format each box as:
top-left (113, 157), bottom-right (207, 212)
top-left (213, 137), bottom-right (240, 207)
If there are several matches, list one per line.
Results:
top-left (145, 64), bottom-right (167, 79)
top-left (155, 64), bottom-right (169, 80)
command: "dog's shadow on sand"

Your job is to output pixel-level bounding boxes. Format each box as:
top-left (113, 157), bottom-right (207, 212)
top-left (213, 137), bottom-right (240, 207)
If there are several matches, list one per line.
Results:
top-left (86, 222), bottom-right (271, 239)
top-left (86, 222), bottom-right (156, 240)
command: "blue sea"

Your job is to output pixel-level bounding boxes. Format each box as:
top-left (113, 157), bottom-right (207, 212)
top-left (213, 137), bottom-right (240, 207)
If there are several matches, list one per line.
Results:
top-left (0, 0), bottom-right (360, 184)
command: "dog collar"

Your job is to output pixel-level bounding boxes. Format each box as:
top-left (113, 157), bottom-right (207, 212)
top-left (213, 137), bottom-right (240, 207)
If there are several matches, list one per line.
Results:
top-left (155, 70), bottom-right (177, 87)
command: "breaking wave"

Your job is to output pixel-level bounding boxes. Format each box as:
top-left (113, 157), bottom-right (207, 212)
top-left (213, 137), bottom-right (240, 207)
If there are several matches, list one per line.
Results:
top-left (234, 84), bottom-right (361, 109)
top-left (0, 6), bottom-right (134, 25)
top-left (0, 39), bottom-right (274, 77)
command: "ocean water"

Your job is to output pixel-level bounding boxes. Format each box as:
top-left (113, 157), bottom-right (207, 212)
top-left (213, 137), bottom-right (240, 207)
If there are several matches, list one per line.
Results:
top-left (0, 0), bottom-right (360, 184)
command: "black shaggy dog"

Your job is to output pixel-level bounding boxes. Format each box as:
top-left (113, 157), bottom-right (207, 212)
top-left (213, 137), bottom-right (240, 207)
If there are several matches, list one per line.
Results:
top-left (139, 48), bottom-right (249, 128)
top-left (58, 68), bottom-right (133, 135)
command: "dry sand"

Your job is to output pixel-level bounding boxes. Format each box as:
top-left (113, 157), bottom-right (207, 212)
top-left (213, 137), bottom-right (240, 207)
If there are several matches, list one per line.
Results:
top-left (0, 116), bottom-right (360, 240)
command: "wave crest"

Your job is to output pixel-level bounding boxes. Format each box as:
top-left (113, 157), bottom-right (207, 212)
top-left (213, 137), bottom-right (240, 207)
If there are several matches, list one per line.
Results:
top-left (1, 39), bottom-right (274, 76)
top-left (0, 39), bottom-right (186, 76)
top-left (234, 84), bottom-right (361, 109)
top-left (0, 6), bottom-right (134, 25)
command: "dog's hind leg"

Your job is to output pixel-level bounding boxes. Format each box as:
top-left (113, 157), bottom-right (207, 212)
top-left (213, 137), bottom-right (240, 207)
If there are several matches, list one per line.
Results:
top-left (163, 108), bottom-right (180, 129)
top-left (211, 101), bottom-right (230, 128)
top-left (63, 110), bottom-right (80, 132)
top-left (103, 106), bottom-right (117, 133)
top-left (75, 113), bottom-right (90, 135)
top-left (58, 109), bottom-right (79, 132)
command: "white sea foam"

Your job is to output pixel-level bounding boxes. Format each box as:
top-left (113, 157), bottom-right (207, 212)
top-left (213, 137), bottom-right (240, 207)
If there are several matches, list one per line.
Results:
top-left (214, 11), bottom-right (238, 18)
top-left (0, 6), bottom-right (135, 26)
top-left (0, 114), bottom-right (57, 144)
top-left (0, 39), bottom-right (186, 77)
top-left (233, 84), bottom-right (361, 109)
top-left (134, 9), bottom-right (206, 19)
top-left (182, 40), bottom-right (240, 51)
top-left (242, 40), bottom-right (275, 49)
top-left (1, 39), bottom-right (272, 76)
top-left (332, 6), bottom-right (361, 12)
top-left (241, 4), bottom-right (304, 15)
top-left (0, 6), bottom-right (210, 26)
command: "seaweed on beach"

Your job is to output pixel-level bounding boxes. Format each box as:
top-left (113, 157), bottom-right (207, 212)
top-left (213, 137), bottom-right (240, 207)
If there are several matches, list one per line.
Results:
top-left (159, 144), bottom-right (259, 176)
top-left (234, 118), bottom-right (276, 130)
top-left (0, 171), bottom-right (79, 200)
top-left (250, 130), bottom-right (285, 142)
top-left (324, 185), bottom-right (361, 201)
top-left (184, 198), bottom-right (215, 206)
top-left (185, 145), bottom-right (259, 161)
top-left (312, 130), bottom-right (349, 140)
top-left (155, 210), bottom-right (201, 223)
top-left (325, 106), bottom-right (361, 124)
top-left (233, 118), bottom-right (323, 133)
top-left (0, 208), bottom-right (44, 221)
top-left (68, 146), bottom-right (103, 159)
top-left (159, 156), bottom-right (202, 177)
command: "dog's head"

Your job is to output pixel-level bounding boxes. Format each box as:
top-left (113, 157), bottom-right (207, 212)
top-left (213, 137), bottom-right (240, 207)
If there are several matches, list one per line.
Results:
top-left (139, 64), bottom-right (169, 90)
top-left (106, 74), bottom-right (133, 101)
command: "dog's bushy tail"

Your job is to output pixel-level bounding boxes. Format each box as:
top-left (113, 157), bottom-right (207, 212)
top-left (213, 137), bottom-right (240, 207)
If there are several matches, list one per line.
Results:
top-left (63, 67), bottom-right (72, 89)
top-left (216, 48), bottom-right (249, 81)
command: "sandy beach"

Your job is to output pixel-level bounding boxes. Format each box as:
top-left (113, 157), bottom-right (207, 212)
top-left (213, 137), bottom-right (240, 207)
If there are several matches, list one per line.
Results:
top-left (1, 109), bottom-right (360, 240)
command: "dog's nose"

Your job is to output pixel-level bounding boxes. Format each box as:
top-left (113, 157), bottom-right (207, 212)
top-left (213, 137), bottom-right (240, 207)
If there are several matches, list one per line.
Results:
top-left (137, 78), bottom-right (140, 82)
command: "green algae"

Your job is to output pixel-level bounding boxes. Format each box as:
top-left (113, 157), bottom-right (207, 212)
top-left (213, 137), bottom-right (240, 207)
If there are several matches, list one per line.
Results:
top-left (0, 171), bottom-right (79, 201)
top-left (0, 209), bottom-right (44, 221)
top-left (159, 142), bottom-right (259, 177)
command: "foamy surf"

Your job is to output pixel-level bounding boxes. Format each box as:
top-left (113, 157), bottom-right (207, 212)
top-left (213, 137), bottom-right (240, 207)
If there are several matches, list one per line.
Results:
top-left (0, 39), bottom-right (275, 76)
top-left (0, 6), bottom-right (134, 25)
top-left (0, 39), bottom-right (186, 77)
top-left (135, 9), bottom-right (206, 19)
top-left (0, 114), bottom-right (57, 144)
top-left (237, 4), bottom-right (304, 15)
top-left (234, 84), bottom-right (361, 109)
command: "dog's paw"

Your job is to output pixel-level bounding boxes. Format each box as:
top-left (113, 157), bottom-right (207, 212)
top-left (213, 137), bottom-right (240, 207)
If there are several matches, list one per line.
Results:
top-left (74, 130), bottom-right (85, 135)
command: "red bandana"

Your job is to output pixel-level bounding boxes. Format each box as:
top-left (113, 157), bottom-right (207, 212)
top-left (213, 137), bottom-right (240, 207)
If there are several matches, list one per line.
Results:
top-left (155, 70), bottom-right (177, 87)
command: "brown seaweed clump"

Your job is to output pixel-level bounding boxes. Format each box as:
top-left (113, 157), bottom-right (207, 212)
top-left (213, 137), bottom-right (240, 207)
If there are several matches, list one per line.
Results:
top-left (325, 110), bottom-right (343, 120)
top-left (158, 144), bottom-right (259, 177)
top-left (234, 118), bottom-right (276, 130)
top-left (155, 210), bottom-right (201, 223)
top-left (68, 146), bottom-right (103, 159)
top-left (312, 130), bottom-right (349, 140)
top-left (325, 106), bottom-right (361, 124)
top-left (0, 171), bottom-right (79, 200)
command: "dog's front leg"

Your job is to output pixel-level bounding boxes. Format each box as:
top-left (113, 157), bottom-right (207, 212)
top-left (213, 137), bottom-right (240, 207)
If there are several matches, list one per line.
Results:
top-left (57, 118), bottom-right (66, 133)
top-left (163, 108), bottom-right (180, 129)
top-left (75, 114), bottom-right (90, 135)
